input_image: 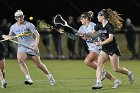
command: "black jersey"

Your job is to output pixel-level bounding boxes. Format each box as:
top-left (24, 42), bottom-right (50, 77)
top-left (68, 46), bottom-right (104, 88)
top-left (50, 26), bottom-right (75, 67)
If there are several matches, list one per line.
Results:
top-left (0, 31), bottom-right (5, 52)
top-left (94, 22), bottom-right (121, 56)
top-left (94, 22), bottom-right (118, 49)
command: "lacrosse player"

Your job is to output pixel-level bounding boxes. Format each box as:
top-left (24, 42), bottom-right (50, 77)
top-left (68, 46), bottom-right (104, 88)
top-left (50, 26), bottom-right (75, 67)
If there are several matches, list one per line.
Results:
top-left (78, 11), bottom-right (121, 89)
top-left (91, 9), bottom-right (134, 89)
top-left (2, 10), bottom-right (55, 86)
top-left (0, 31), bottom-right (7, 88)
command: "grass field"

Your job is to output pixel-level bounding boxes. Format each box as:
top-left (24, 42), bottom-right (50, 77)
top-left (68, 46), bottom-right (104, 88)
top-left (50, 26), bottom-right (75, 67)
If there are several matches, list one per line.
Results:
top-left (0, 59), bottom-right (140, 93)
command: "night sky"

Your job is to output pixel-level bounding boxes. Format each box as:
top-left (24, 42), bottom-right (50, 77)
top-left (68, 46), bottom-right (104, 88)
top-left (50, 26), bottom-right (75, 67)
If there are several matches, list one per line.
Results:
top-left (0, 0), bottom-right (140, 26)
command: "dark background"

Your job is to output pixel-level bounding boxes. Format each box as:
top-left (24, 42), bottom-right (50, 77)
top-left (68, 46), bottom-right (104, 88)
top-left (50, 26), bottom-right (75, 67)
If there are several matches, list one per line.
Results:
top-left (0, 0), bottom-right (140, 26)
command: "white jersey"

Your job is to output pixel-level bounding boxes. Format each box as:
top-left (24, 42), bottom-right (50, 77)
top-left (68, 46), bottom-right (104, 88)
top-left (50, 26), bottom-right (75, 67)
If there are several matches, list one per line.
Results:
top-left (9, 21), bottom-right (38, 55)
top-left (78, 22), bottom-right (101, 54)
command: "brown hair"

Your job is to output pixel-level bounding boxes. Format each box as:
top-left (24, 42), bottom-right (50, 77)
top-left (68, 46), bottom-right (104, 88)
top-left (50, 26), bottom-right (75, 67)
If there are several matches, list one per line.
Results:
top-left (99, 8), bottom-right (123, 29)
top-left (107, 8), bottom-right (123, 29)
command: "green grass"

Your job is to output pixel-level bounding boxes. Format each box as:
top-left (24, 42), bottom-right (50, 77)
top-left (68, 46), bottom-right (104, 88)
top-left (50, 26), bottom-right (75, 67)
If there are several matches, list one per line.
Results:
top-left (1, 59), bottom-right (140, 93)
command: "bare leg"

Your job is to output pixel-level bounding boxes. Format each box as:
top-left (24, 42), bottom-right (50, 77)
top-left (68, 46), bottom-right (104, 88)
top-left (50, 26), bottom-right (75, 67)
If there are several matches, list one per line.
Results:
top-left (84, 51), bottom-right (117, 82)
top-left (32, 55), bottom-right (55, 86)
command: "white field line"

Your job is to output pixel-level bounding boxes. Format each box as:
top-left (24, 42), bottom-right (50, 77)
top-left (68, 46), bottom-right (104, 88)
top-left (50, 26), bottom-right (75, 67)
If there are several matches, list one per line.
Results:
top-left (6, 77), bottom-right (140, 83)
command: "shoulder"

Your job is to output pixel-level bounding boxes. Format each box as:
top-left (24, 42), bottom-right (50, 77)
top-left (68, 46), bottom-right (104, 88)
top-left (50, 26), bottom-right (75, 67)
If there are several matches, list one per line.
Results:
top-left (25, 21), bottom-right (33, 25)
top-left (10, 23), bottom-right (17, 29)
top-left (106, 22), bottom-right (114, 28)
top-left (90, 22), bottom-right (96, 26)
top-left (25, 21), bottom-right (35, 27)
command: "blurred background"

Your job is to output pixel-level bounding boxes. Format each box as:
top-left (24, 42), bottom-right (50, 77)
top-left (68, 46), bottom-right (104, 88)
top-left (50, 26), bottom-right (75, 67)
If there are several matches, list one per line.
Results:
top-left (0, 0), bottom-right (140, 60)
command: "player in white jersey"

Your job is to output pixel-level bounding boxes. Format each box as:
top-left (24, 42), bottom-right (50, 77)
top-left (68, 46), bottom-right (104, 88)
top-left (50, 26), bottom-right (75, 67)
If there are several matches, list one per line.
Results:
top-left (2, 10), bottom-right (55, 86)
top-left (78, 11), bottom-right (121, 89)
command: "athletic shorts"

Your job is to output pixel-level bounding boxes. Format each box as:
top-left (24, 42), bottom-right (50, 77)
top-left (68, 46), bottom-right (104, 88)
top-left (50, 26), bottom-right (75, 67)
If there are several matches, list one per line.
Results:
top-left (102, 46), bottom-right (121, 56)
top-left (89, 46), bottom-right (101, 55)
top-left (18, 46), bottom-right (39, 56)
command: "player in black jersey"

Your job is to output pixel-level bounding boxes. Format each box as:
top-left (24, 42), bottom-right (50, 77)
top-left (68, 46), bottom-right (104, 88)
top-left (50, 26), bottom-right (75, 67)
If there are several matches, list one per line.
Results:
top-left (91, 9), bottom-right (134, 89)
top-left (0, 31), bottom-right (7, 88)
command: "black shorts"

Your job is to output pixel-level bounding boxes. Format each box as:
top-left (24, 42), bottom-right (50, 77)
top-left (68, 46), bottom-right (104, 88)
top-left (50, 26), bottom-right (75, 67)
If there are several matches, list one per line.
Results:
top-left (102, 46), bottom-right (121, 56)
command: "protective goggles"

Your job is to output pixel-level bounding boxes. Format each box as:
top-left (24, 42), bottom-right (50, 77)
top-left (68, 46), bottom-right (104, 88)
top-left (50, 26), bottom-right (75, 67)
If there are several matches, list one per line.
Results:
top-left (80, 15), bottom-right (86, 20)
top-left (15, 15), bottom-right (24, 19)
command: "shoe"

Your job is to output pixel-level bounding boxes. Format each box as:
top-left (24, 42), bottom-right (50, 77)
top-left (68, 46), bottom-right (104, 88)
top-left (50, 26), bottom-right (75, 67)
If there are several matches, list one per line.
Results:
top-left (1, 80), bottom-right (7, 88)
top-left (92, 82), bottom-right (103, 90)
top-left (112, 80), bottom-right (121, 89)
top-left (24, 79), bottom-right (33, 85)
top-left (101, 70), bottom-right (106, 81)
top-left (128, 71), bottom-right (134, 84)
top-left (48, 74), bottom-right (56, 86)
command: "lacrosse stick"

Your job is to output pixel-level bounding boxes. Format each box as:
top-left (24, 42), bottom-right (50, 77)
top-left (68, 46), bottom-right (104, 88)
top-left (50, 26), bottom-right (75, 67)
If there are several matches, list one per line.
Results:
top-left (0, 39), bottom-right (7, 42)
top-left (53, 14), bottom-right (101, 41)
top-left (9, 39), bottom-right (40, 55)
top-left (38, 20), bottom-right (77, 40)
top-left (14, 31), bottom-right (30, 38)
top-left (53, 14), bottom-right (78, 33)
top-left (0, 31), bottom-right (30, 42)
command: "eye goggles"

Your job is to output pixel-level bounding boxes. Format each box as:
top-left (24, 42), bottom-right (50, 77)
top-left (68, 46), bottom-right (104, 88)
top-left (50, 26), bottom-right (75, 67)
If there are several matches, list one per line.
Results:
top-left (15, 15), bottom-right (24, 19)
top-left (80, 15), bottom-right (86, 20)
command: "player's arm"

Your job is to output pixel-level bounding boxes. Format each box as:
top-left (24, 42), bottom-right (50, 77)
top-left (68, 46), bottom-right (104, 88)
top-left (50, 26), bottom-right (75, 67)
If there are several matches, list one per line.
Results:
top-left (2, 26), bottom-right (15, 40)
top-left (2, 35), bottom-right (14, 40)
top-left (33, 31), bottom-right (40, 48)
top-left (99, 34), bottom-right (113, 45)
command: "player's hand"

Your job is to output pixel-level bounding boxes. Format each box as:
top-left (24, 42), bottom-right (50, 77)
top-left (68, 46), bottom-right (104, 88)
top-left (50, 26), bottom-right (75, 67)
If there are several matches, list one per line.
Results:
top-left (58, 28), bottom-right (64, 33)
top-left (94, 42), bottom-right (101, 46)
top-left (33, 46), bottom-right (39, 52)
top-left (2, 35), bottom-right (14, 40)
top-left (82, 32), bottom-right (91, 38)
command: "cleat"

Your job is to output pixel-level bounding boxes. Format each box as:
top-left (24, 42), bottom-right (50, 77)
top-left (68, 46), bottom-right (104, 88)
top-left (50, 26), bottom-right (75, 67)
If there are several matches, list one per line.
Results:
top-left (92, 82), bottom-right (103, 90)
top-left (24, 79), bottom-right (33, 85)
top-left (128, 71), bottom-right (134, 84)
top-left (112, 80), bottom-right (121, 89)
top-left (1, 81), bottom-right (7, 88)
top-left (48, 74), bottom-right (56, 86)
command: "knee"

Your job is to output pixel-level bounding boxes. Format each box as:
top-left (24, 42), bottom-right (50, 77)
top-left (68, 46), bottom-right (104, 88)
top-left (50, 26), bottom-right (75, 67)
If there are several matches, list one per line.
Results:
top-left (84, 59), bottom-right (90, 66)
top-left (112, 67), bottom-right (120, 72)
top-left (17, 58), bottom-right (24, 64)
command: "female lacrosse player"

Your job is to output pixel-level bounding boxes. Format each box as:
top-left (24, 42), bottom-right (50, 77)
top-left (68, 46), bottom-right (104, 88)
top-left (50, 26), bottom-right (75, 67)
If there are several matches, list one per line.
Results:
top-left (78, 11), bottom-right (121, 89)
top-left (0, 31), bottom-right (7, 88)
top-left (91, 9), bottom-right (134, 89)
top-left (2, 10), bottom-right (55, 86)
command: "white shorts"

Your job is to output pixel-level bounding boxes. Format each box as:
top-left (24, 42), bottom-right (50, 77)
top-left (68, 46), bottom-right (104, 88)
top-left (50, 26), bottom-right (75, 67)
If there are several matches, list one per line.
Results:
top-left (88, 46), bottom-right (101, 55)
top-left (18, 46), bottom-right (39, 56)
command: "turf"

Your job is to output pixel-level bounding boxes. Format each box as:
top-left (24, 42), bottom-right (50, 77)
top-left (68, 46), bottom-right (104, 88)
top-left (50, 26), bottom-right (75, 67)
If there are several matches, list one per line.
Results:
top-left (1, 59), bottom-right (140, 93)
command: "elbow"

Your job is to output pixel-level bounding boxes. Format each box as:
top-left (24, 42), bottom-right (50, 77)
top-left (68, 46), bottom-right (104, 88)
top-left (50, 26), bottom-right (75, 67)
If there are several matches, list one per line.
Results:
top-left (38, 33), bottom-right (40, 38)
top-left (109, 37), bottom-right (113, 42)
top-left (35, 32), bottom-right (40, 38)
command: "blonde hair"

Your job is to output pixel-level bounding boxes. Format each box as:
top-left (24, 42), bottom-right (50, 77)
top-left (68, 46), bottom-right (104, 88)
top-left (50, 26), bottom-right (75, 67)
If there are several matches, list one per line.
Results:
top-left (107, 8), bottom-right (123, 29)
top-left (88, 11), bottom-right (94, 18)
top-left (81, 11), bottom-right (94, 21)
top-left (14, 9), bottom-right (23, 16)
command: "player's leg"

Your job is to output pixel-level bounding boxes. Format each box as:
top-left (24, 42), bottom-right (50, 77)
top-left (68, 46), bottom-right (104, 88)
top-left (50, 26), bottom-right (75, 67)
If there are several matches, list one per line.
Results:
top-left (92, 51), bottom-right (121, 89)
top-left (31, 56), bottom-right (55, 86)
top-left (17, 52), bottom-right (33, 85)
top-left (84, 51), bottom-right (98, 69)
top-left (85, 51), bottom-right (120, 84)
top-left (109, 54), bottom-right (134, 84)
top-left (0, 59), bottom-right (7, 88)
top-left (92, 51), bottom-right (106, 89)
top-left (84, 51), bottom-right (107, 81)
